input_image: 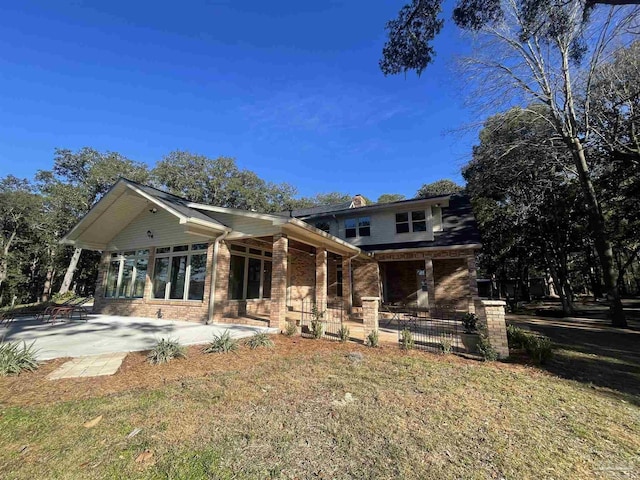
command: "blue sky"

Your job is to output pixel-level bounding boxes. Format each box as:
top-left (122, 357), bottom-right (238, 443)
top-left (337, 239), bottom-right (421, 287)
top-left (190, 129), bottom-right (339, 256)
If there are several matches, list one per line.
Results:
top-left (0, 1), bottom-right (476, 200)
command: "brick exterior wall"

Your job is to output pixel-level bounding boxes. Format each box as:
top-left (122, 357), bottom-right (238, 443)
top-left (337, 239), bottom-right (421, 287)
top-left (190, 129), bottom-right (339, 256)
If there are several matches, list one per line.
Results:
top-left (342, 256), bottom-right (352, 313)
top-left (288, 248), bottom-right (315, 308)
top-left (362, 296), bottom-right (379, 340)
top-left (352, 260), bottom-right (380, 307)
top-left (327, 256), bottom-right (338, 299)
top-left (433, 258), bottom-right (469, 309)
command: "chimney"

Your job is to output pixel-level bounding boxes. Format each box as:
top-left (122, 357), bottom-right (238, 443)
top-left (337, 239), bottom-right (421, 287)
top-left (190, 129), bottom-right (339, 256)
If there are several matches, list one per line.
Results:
top-left (352, 194), bottom-right (366, 208)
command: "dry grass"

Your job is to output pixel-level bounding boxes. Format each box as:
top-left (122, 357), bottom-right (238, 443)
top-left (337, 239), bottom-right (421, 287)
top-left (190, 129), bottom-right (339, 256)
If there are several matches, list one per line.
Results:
top-left (0, 336), bottom-right (639, 479)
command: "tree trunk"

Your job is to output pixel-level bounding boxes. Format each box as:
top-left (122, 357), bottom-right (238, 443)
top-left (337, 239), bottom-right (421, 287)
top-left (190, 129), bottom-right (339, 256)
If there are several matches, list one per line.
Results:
top-left (58, 247), bottom-right (82, 295)
top-left (569, 138), bottom-right (626, 327)
top-left (41, 263), bottom-right (54, 302)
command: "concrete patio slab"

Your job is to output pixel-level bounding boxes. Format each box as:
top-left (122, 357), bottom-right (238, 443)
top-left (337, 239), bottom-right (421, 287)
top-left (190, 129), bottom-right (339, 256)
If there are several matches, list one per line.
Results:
top-left (48, 352), bottom-right (128, 380)
top-left (3, 314), bottom-right (277, 360)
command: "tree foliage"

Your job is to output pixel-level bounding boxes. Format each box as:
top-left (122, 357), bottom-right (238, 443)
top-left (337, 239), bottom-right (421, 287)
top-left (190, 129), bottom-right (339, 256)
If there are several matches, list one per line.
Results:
top-left (377, 193), bottom-right (407, 203)
top-left (416, 179), bottom-right (463, 197)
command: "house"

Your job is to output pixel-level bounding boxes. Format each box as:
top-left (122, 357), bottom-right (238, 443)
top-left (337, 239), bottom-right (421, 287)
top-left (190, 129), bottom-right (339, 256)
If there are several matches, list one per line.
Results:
top-left (61, 179), bottom-right (482, 330)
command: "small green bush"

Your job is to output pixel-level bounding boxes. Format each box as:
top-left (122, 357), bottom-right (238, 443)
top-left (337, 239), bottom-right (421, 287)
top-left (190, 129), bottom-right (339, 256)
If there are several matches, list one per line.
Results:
top-left (400, 329), bottom-right (414, 350)
top-left (461, 313), bottom-right (478, 333)
top-left (477, 334), bottom-right (498, 361)
top-left (284, 321), bottom-right (297, 337)
top-left (310, 319), bottom-right (324, 339)
top-left (439, 338), bottom-right (453, 355)
top-left (366, 330), bottom-right (379, 348)
top-left (147, 338), bottom-right (186, 365)
top-left (310, 305), bottom-right (325, 339)
top-left (246, 332), bottom-right (274, 349)
top-left (0, 340), bottom-right (39, 376)
top-left (506, 325), bottom-right (530, 349)
top-left (338, 325), bottom-right (350, 343)
top-left (203, 330), bottom-right (238, 354)
top-left (525, 335), bottom-right (554, 364)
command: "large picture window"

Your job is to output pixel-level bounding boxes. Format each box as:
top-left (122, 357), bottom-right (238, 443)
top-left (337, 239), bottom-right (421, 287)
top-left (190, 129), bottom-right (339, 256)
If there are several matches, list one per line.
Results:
top-left (227, 244), bottom-right (272, 300)
top-left (105, 250), bottom-right (149, 299)
top-left (152, 243), bottom-right (209, 301)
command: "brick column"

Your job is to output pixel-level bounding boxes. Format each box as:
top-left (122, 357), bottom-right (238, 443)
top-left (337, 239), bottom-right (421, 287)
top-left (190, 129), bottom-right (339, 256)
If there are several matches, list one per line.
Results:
top-left (269, 234), bottom-right (288, 331)
top-left (342, 256), bottom-right (352, 314)
top-left (315, 248), bottom-right (327, 313)
top-left (475, 299), bottom-right (509, 359)
top-left (361, 296), bottom-right (379, 340)
top-left (212, 241), bottom-right (231, 322)
top-left (424, 258), bottom-right (435, 310)
top-left (467, 255), bottom-right (478, 314)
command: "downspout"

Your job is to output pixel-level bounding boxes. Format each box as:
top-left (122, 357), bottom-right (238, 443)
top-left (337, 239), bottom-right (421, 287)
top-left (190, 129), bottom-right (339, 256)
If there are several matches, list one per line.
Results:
top-left (207, 229), bottom-right (230, 324)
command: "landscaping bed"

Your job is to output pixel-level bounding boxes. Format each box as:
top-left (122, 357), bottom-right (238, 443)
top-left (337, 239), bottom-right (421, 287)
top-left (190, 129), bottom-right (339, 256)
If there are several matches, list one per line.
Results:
top-left (0, 336), bottom-right (638, 479)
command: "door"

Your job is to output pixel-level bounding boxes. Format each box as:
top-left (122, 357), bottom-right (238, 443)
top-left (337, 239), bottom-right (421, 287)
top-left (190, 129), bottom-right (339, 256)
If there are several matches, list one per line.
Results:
top-left (416, 269), bottom-right (429, 308)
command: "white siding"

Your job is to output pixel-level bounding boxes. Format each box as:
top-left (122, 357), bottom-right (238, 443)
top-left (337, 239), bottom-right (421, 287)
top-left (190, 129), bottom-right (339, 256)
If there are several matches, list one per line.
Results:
top-left (205, 211), bottom-right (280, 238)
top-left (107, 209), bottom-right (216, 251)
top-left (310, 205), bottom-right (438, 247)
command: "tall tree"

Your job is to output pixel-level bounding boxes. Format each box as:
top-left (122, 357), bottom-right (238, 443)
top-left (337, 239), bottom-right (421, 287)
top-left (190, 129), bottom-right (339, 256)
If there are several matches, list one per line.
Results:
top-left (152, 151), bottom-right (298, 213)
top-left (380, 0), bottom-right (639, 76)
top-left (383, 0), bottom-right (639, 326)
top-left (377, 193), bottom-right (407, 203)
top-left (416, 179), bottom-right (463, 197)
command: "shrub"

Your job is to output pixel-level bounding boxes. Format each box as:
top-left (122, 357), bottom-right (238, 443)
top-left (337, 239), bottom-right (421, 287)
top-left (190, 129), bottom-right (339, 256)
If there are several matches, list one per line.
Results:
top-left (439, 338), bottom-right (453, 355)
top-left (506, 325), bottom-right (530, 349)
top-left (203, 330), bottom-right (238, 354)
top-left (147, 338), bottom-right (185, 365)
top-left (525, 335), bottom-right (554, 364)
top-left (400, 329), bottom-right (414, 350)
top-left (284, 321), bottom-right (297, 337)
top-left (477, 334), bottom-right (498, 361)
top-left (0, 340), bottom-right (39, 376)
top-left (338, 325), bottom-right (350, 343)
top-left (310, 305), bottom-right (325, 339)
top-left (51, 291), bottom-right (77, 303)
top-left (246, 332), bottom-right (274, 349)
top-left (366, 330), bottom-right (379, 348)
top-left (461, 313), bottom-right (478, 334)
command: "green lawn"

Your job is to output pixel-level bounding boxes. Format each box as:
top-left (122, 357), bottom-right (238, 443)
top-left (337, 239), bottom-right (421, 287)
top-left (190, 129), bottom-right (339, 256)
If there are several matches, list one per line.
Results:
top-left (1, 337), bottom-right (639, 479)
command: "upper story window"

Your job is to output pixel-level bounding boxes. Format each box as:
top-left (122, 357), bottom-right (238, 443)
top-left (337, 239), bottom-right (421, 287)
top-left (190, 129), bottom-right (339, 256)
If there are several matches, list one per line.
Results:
top-left (396, 211), bottom-right (427, 234)
top-left (152, 243), bottom-right (209, 301)
top-left (345, 217), bottom-right (371, 238)
top-left (315, 221), bottom-right (330, 233)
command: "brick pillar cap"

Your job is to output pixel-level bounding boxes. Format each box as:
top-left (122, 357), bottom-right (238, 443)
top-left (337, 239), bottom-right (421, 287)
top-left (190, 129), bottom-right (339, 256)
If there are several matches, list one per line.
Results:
top-left (480, 300), bottom-right (506, 306)
top-left (361, 297), bottom-right (380, 301)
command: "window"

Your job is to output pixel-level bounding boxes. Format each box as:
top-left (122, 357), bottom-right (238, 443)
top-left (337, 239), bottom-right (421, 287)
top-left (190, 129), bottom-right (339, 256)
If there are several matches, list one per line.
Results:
top-left (358, 217), bottom-right (371, 236)
top-left (315, 221), bottom-right (330, 233)
top-left (152, 244), bottom-right (209, 301)
top-left (395, 212), bottom-right (410, 233)
top-left (345, 218), bottom-right (357, 238)
top-left (345, 217), bottom-right (371, 238)
top-left (412, 210), bottom-right (427, 232)
top-left (105, 250), bottom-right (149, 299)
top-left (227, 245), bottom-right (272, 300)
top-left (396, 211), bottom-right (428, 233)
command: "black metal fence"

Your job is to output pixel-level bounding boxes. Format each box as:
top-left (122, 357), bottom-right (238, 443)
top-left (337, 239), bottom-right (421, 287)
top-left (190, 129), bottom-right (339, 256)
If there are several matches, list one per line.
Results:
top-left (395, 305), bottom-right (468, 354)
top-left (300, 300), bottom-right (344, 341)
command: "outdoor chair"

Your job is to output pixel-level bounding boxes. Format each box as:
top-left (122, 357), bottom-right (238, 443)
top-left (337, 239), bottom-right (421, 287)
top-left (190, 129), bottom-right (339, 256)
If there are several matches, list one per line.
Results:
top-left (41, 297), bottom-right (91, 323)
